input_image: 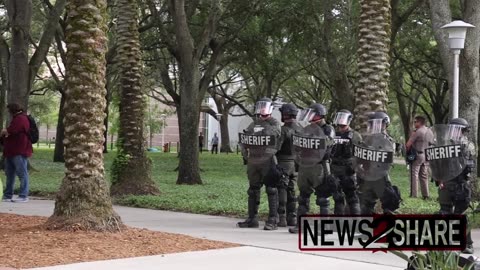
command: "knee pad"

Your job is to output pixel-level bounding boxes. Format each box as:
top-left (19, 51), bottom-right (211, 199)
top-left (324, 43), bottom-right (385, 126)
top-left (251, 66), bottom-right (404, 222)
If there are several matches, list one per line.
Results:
top-left (340, 175), bottom-right (357, 190)
top-left (266, 186), bottom-right (277, 195)
top-left (316, 197), bottom-right (329, 208)
top-left (333, 191), bottom-right (345, 203)
top-left (346, 193), bottom-right (360, 205)
top-left (248, 187), bottom-right (261, 196)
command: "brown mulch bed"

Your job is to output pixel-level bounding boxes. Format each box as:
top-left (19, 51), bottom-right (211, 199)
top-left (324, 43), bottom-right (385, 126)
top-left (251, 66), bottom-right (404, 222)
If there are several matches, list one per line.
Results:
top-left (0, 213), bottom-right (238, 269)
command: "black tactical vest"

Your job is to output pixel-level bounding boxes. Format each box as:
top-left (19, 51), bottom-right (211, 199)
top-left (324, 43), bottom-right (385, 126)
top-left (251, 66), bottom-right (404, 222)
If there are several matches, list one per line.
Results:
top-left (332, 130), bottom-right (354, 162)
top-left (277, 122), bottom-right (303, 159)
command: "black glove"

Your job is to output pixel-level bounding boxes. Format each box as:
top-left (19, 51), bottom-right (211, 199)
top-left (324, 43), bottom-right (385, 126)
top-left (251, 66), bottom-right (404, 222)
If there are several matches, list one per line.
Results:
top-left (243, 157), bottom-right (248, 165)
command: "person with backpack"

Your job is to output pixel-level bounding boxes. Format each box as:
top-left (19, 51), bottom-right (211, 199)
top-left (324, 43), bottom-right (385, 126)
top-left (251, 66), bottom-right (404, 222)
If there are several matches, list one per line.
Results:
top-left (1, 103), bottom-right (33, 203)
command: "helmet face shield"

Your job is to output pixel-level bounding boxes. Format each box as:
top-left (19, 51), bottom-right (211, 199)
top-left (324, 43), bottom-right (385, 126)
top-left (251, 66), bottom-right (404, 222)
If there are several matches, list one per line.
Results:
top-left (334, 112), bottom-right (352, 126)
top-left (254, 101), bottom-right (273, 116)
top-left (298, 109), bottom-right (317, 122)
top-left (366, 118), bottom-right (384, 134)
top-left (447, 124), bottom-right (465, 141)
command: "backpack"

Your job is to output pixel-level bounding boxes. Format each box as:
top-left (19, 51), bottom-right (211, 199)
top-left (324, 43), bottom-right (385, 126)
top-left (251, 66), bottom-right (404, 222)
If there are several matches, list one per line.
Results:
top-left (26, 115), bottom-right (39, 144)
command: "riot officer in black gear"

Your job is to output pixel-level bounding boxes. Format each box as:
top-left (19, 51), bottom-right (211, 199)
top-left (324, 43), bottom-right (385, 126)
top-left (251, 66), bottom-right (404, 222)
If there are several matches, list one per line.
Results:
top-left (238, 97), bottom-right (282, 230)
top-left (289, 103), bottom-right (335, 234)
top-left (356, 111), bottom-right (400, 215)
top-left (431, 117), bottom-right (475, 254)
top-left (331, 110), bottom-right (362, 215)
top-left (276, 103), bottom-right (303, 227)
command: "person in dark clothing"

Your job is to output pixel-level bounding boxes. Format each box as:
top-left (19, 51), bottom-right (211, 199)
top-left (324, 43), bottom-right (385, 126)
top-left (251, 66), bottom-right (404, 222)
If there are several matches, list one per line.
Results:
top-left (1, 103), bottom-right (32, 203)
top-left (199, 132), bottom-right (204, 153)
top-left (211, 133), bottom-right (219, 154)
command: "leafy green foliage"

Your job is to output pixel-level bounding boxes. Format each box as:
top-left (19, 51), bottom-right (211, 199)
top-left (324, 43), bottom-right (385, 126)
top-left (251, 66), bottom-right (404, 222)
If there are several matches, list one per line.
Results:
top-left (110, 147), bottom-right (131, 184)
top-left (390, 250), bottom-right (475, 270)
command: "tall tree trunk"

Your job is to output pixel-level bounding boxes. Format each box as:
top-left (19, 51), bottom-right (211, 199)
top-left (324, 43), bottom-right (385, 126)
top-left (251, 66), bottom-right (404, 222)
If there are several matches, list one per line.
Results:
top-left (458, 0), bottom-right (480, 197)
top-left (177, 67), bottom-right (202, 184)
top-left (322, 0), bottom-right (354, 112)
top-left (428, 0), bottom-right (453, 98)
top-left (110, 0), bottom-right (159, 195)
top-left (6, 0), bottom-right (32, 110)
top-left (53, 92), bottom-right (65, 162)
top-left (103, 101), bottom-right (109, 153)
top-left (47, 0), bottom-right (121, 231)
top-left (171, 0), bottom-right (204, 185)
top-left (392, 67), bottom-right (412, 142)
top-left (353, 0), bottom-right (391, 131)
top-left (0, 37), bottom-right (8, 127)
top-left (219, 110), bottom-right (231, 153)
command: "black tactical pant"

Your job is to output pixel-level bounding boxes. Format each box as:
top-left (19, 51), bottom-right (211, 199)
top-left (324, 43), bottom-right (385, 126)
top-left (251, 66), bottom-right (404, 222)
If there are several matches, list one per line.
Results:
top-left (438, 177), bottom-right (473, 246)
top-left (297, 163), bottom-right (330, 216)
top-left (358, 176), bottom-right (396, 215)
top-left (331, 163), bottom-right (359, 215)
top-left (277, 160), bottom-right (297, 219)
top-left (246, 159), bottom-right (279, 224)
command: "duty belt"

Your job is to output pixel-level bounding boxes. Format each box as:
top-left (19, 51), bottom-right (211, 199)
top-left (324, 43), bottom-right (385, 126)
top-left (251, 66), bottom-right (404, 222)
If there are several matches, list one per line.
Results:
top-left (331, 160), bottom-right (352, 166)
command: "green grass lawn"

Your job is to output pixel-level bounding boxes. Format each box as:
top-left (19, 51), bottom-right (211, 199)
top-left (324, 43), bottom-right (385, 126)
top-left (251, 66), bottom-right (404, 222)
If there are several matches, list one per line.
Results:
top-left (13, 149), bottom-right (478, 226)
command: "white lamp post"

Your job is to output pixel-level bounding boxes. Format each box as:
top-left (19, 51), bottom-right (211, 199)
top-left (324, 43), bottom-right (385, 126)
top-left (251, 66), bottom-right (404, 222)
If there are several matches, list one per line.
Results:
top-left (441, 20), bottom-right (475, 119)
top-left (160, 113), bottom-right (167, 148)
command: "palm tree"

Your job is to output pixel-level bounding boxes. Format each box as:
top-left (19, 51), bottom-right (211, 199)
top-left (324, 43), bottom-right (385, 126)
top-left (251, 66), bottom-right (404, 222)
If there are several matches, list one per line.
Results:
top-left (47, 0), bottom-right (121, 231)
top-left (354, 0), bottom-right (391, 131)
top-left (110, 0), bottom-right (160, 195)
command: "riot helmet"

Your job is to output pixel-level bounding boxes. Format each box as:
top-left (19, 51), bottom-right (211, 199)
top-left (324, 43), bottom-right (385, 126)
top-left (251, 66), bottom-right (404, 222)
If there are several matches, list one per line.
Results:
top-left (254, 97), bottom-right (273, 117)
top-left (366, 111), bottom-right (390, 134)
top-left (298, 103), bottom-right (327, 122)
top-left (333, 109), bottom-right (353, 126)
top-left (279, 103), bottom-right (298, 122)
top-left (448, 118), bottom-right (470, 141)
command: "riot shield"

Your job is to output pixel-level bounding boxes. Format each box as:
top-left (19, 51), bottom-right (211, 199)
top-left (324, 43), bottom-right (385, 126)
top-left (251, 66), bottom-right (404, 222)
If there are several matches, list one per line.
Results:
top-left (292, 124), bottom-right (327, 167)
top-left (353, 133), bottom-right (394, 181)
top-left (425, 124), bottom-right (467, 182)
top-left (238, 117), bottom-right (278, 165)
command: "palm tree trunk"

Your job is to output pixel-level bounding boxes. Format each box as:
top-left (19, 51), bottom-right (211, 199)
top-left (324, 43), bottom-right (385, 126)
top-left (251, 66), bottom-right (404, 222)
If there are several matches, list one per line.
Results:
top-left (354, 0), bottom-right (391, 131)
top-left (47, 0), bottom-right (121, 231)
top-left (110, 0), bottom-right (159, 195)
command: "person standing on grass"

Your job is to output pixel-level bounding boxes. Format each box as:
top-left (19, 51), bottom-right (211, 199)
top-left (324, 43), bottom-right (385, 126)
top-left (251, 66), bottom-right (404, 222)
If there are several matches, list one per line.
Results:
top-left (211, 133), bottom-right (219, 154)
top-left (1, 103), bottom-right (32, 203)
top-left (199, 132), bottom-right (204, 153)
top-left (405, 115), bottom-right (433, 199)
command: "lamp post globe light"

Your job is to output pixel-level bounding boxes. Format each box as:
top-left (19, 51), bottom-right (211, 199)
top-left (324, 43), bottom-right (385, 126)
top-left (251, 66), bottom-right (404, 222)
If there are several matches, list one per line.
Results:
top-left (441, 20), bottom-right (475, 119)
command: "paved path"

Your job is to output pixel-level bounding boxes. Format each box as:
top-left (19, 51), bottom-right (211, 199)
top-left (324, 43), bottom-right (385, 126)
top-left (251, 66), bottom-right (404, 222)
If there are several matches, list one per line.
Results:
top-left (2, 200), bottom-right (478, 270)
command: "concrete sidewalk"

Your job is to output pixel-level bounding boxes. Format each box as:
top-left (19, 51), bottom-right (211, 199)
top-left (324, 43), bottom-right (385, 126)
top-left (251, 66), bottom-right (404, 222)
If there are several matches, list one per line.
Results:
top-left (2, 200), bottom-right (478, 269)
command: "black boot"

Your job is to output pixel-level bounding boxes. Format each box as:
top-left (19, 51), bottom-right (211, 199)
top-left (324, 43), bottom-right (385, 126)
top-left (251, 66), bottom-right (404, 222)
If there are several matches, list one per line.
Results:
top-left (277, 187), bottom-right (287, 227)
top-left (289, 193), bottom-right (310, 234)
top-left (237, 188), bottom-right (260, 228)
top-left (264, 187), bottom-right (278, 230)
top-left (462, 231), bottom-right (474, 254)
